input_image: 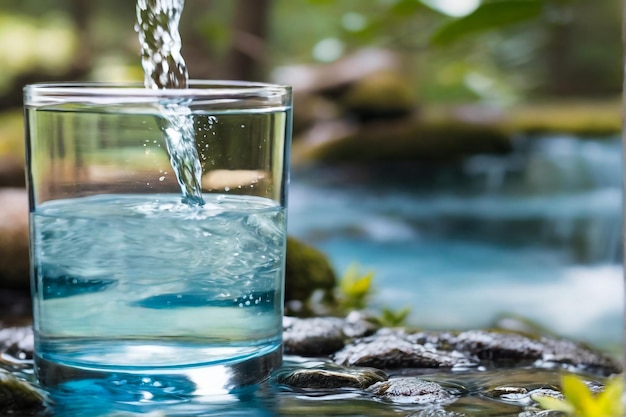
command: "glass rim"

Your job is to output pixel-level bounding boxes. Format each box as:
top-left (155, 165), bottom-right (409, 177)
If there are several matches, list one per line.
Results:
top-left (24, 80), bottom-right (292, 105)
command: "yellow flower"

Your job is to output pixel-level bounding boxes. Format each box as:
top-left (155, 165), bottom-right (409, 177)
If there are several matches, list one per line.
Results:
top-left (532, 374), bottom-right (623, 417)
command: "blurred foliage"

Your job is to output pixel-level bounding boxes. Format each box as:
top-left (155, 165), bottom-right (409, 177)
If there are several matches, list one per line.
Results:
top-left (372, 307), bottom-right (412, 328)
top-left (0, 0), bottom-right (620, 106)
top-left (430, 0), bottom-right (545, 46)
top-left (335, 265), bottom-right (411, 327)
top-left (337, 263), bottom-right (375, 311)
top-left (0, 111), bottom-right (24, 160)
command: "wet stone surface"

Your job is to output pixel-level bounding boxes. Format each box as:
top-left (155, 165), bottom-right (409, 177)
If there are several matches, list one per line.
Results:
top-left (273, 362), bottom-right (388, 389)
top-left (333, 331), bottom-right (476, 369)
top-left (0, 317), bottom-right (621, 416)
top-left (282, 312), bottom-right (375, 356)
top-left (284, 317), bottom-right (621, 375)
top-left (366, 377), bottom-right (457, 405)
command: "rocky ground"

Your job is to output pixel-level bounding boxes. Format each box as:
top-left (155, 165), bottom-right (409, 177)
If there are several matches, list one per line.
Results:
top-left (0, 313), bottom-right (621, 416)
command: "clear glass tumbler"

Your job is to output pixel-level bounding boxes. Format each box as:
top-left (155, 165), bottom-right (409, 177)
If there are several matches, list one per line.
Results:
top-left (24, 81), bottom-right (292, 395)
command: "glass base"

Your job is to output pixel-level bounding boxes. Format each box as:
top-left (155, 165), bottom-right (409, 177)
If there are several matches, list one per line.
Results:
top-left (35, 346), bottom-right (282, 398)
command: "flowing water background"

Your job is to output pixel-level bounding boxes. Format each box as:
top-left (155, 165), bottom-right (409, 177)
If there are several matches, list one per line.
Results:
top-left (288, 134), bottom-right (623, 353)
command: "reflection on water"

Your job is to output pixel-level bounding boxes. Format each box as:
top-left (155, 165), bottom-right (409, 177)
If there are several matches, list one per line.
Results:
top-left (38, 365), bottom-right (592, 417)
top-left (288, 134), bottom-right (623, 349)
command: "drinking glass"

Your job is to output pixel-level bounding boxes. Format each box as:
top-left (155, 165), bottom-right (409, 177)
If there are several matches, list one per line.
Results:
top-left (24, 81), bottom-right (292, 395)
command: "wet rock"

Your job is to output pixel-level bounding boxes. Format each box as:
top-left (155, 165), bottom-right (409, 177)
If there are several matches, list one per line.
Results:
top-left (405, 410), bottom-right (466, 417)
top-left (329, 328), bottom-right (620, 376)
top-left (283, 317), bottom-right (346, 356)
top-left (342, 311), bottom-right (377, 339)
top-left (0, 188), bottom-right (29, 291)
top-left (273, 362), bottom-right (387, 390)
top-left (449, 330), bottom-right (622, 375)
top-left (538, 336), bottom-right (622, 375)
top-left (527, 388), bottom-right (564, 401)
top-left (367, 377), bottom-right (455, 404)
top-left (484, 385), bottom-right (563, 407)
top-left (0, 369), bottom-right (45, 411)
top-left (333, 330), bottom-right (476, 369)
top-left (451, 330), bottom-right (545, 362)
top-left (283, 314), bottom-right (377, 357)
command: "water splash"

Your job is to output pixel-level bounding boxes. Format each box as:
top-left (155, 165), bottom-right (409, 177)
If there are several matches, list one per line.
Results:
top-left (136, 0), bottom-right (204, 205)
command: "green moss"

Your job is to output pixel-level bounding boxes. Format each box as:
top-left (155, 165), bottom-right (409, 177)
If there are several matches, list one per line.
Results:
top-left (0, 370), bottom-right (45, 411)
top-left (285, 236), bottom-right (337, 306)
top-left (298, 117), bottom-right (512, 164)
top-left (506, 100), bottom-right (622, 136)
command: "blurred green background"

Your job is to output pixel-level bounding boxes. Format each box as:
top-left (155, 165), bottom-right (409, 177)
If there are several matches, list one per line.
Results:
top-left (0, 0), bottom-right (622, 170)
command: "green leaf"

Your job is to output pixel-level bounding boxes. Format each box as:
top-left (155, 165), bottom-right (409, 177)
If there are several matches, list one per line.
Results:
top-left (430, 0), bottom-right (543, 46)
top-left (380, 306), bottom-right (411, 327)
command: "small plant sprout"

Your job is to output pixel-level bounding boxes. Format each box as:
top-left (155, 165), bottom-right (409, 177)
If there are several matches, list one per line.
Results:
top-left (338, 263), bottom-right (374, 311)
top-left (375, 306), bottom-right (412, 327)
top-left (531, 374), bottom-right (623, 417)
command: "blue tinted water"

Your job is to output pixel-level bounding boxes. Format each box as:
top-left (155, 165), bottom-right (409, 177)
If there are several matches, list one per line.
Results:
top-left (31, 194), bottom-right (285, 380)
top-left (288, 135), bottom-right (623, 349)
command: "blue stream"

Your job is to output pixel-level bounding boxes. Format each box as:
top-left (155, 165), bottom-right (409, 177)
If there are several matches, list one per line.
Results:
top-left (287, 134), bottom-right (624, 349)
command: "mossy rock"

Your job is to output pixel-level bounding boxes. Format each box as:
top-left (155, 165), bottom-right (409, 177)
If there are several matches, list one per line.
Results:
top-left (285, 236), bottom-right (336, 306)
top-left (507, 100), bottom-right (622, 136)
top-left (341, 71), bottom-right (417, 121)
top-left (296, 117), bottom-right (512, 164)
top-left (0, 369), bottom-right (45, 412)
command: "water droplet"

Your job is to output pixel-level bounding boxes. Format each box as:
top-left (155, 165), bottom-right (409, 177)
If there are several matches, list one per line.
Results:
top-left (159, 176), bottom-right (165, 181)
top-left (224, 186), bottom-right (230, 192)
